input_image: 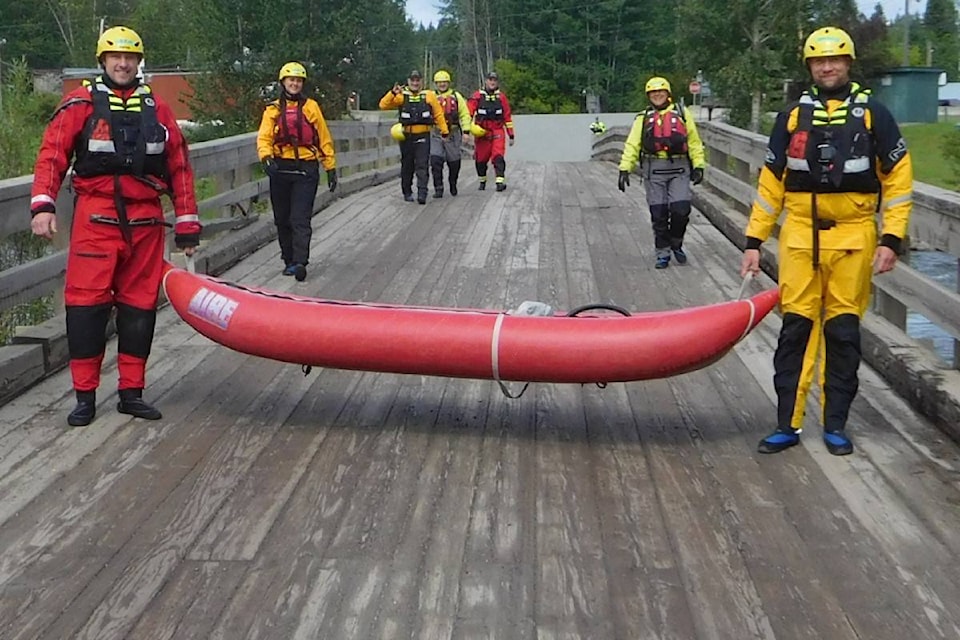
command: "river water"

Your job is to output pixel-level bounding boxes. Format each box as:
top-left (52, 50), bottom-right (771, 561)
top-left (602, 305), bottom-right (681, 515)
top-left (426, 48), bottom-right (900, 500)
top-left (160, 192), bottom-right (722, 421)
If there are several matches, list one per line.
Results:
top-left (905, 250), bottom-right (957, 364)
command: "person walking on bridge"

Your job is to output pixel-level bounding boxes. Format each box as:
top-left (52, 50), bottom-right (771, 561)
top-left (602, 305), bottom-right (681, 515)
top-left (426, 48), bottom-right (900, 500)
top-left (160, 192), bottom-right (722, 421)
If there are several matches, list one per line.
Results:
top-left (257, 61), bottom-right (337, 282)
top-left (618, 76), bottom-right (706, 269)
top-left (589, 117), bottom-right (607, 135)
top-left (380, 70), bottom-right (449, 204)
top-left (468, 71), bottom-right (515, 191)
top-left (740, 27), bottom-right (913, 456)
top-left (30, 26), bottom-right (201, 426)
top-left (430, 69), bottom-right (471, 197)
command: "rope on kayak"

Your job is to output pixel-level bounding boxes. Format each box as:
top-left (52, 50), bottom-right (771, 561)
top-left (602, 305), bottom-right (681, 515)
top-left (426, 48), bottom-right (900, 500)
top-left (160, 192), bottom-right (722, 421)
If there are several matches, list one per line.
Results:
top-left (737, 271), bottom-right (754, 300)
top-left (737, 272), bottom-right (757, 341)
top-left (491, 312), bottom-right (530, 399)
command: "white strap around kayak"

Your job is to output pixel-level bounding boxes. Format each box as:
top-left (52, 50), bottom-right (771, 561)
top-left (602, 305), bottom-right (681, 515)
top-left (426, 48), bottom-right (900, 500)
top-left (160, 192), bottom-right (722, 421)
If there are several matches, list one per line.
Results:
top-left (491, 313), bottom-right (530, 399)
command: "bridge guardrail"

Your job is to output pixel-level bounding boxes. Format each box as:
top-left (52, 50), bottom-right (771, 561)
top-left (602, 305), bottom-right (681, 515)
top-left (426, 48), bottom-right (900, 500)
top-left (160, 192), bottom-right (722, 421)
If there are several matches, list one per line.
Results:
top-left (0, 120), bottom-right (402, 404)
top-left (593, 121), bottom-right (960, 443)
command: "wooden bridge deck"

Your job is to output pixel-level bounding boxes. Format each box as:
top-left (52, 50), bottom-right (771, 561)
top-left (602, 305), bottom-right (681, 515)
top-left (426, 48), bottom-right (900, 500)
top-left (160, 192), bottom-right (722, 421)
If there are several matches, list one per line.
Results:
top-left (3, 161), bottom-right (960, 639)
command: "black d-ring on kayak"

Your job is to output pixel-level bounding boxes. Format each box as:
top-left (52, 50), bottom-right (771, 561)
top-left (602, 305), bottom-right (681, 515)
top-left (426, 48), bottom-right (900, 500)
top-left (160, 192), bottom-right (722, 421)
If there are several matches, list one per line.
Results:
top-left (566, 303), bottom-right (632, 317)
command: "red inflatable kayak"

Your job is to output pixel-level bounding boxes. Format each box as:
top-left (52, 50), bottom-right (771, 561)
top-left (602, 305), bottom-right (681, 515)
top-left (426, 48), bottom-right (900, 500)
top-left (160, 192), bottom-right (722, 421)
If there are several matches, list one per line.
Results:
top-left (162, 264), bottom-right (778, 384)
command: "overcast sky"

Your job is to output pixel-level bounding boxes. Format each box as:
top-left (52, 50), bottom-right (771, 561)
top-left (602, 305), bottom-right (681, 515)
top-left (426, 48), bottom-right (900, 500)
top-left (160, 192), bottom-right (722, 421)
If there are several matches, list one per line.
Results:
top-left (860, 0), bottom-right (927, 19)
top-left (406, 1), bottom-right (930, 29)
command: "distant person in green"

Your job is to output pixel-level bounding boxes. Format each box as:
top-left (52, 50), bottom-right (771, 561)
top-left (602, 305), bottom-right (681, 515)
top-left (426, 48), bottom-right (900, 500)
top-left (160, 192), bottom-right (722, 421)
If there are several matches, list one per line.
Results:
top-left (589, 117), bottom-right (607, 135)
top-left (617, 76), bottom-right (706, 269)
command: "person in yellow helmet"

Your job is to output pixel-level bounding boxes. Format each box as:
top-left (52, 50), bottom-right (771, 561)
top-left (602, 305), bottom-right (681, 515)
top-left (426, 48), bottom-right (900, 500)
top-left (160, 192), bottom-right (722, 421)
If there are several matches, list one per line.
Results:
top-left (257, 62), bottom-right (337, 282)
top-left (379, 70), bottom-right (449, 204)
top-left (617, 76), bottom-right (706, 269)
top-left (741, 27), bottom-right (913, 456)
top-left (30, 26), bottom-right (201, 426)
top-left (589, 117), bottom-right (607, 135)
top-left (430, 69), bottom-right (472, 197)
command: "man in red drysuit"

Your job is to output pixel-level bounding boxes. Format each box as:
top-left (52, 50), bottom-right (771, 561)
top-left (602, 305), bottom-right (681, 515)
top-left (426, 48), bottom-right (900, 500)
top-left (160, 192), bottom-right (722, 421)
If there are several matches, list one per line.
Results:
top-left (30, 25), bottom-right (201, 426)
top-left (467, 71), bottom-right (515, 191)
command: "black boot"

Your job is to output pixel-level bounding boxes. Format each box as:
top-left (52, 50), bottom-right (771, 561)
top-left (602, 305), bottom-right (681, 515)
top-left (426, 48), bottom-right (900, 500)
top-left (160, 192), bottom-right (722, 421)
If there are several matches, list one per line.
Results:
top-left (117, 388), bottom-right (162, 420)
top-left (68, 390), bottom-right (97, 427)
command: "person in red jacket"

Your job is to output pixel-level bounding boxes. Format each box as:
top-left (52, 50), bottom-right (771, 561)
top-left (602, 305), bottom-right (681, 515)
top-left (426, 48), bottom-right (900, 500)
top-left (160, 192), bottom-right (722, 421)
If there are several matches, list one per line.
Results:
top-left (29, 26), bottom-right (201, 427)
top-left (467, 71), bottom-right (515, 191)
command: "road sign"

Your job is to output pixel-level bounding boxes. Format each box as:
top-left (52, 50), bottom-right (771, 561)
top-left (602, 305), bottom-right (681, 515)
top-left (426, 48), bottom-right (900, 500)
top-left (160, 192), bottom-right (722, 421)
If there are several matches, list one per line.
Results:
top-left (689, 81), bottom-right (701, 95)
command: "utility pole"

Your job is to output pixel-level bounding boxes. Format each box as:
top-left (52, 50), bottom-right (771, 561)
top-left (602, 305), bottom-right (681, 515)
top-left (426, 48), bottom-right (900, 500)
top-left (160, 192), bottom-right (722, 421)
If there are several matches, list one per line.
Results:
top-left (0, 38), bottom-right (6, 114)
top-left (903, 0), bottom-right (920, 66)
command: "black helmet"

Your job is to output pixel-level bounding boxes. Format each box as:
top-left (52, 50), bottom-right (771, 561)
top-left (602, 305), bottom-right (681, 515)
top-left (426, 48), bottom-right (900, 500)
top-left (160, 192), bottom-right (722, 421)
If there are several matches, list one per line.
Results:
top-left (486, 71), bottom-right (499, 80)
top-left (409, 69), bottom-right (422, 79)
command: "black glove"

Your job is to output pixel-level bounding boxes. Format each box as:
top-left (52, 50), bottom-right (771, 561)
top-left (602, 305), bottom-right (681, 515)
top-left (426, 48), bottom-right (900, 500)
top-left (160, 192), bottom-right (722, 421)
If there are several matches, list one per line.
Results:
top-left (618, 170), bottom-right (630, 192)
top-left (262, 157), bottom-right (279, 178)
top-left (691, 167), bottom-right (704, 185)
top-left (327, 168), bottom-right (338, 192)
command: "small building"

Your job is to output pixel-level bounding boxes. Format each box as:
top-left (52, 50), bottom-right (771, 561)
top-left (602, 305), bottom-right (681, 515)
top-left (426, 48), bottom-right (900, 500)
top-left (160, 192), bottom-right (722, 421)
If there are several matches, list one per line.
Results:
top-left (61, 68), bottom-right (202, 121)
top-left (869, 67), bottom-right (943, 123)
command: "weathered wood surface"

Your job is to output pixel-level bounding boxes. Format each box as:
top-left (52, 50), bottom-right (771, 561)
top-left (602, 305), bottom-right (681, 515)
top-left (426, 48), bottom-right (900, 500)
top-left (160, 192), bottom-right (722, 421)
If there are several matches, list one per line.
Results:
top-left (2, 162), bottom-right (960, 639)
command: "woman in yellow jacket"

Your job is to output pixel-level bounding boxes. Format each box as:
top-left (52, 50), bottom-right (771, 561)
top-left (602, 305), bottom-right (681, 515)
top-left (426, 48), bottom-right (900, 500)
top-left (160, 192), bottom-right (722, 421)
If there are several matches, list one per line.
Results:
top-left (257, 62), bottom-right (337, 282)
top-left (618, 77), bottom-right (706, 269)
top-left (740, 28), bottom-right (913, 456)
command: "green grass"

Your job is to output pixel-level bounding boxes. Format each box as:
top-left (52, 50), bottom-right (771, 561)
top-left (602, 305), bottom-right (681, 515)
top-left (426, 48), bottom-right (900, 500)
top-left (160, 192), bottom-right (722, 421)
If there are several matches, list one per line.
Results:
top-left (900, 118), bottom-right (960, 190)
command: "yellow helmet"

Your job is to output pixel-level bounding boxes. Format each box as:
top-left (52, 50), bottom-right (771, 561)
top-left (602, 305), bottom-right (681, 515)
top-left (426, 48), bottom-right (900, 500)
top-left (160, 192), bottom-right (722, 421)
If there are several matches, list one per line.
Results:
top-left (803, 27), bottom-right (856, 61)
top-left (433, 70), bottom-right (451, 83)
top-left (96, 26), bottom-right (144, 59)
top-left (279, 62), bottom-right (307, 80)
top-left (390, 122), bottom-right (406, 142)
top-left (470, 122), bottom-right (487, 137)
top-left (645, 77), bottom-right (671, 94)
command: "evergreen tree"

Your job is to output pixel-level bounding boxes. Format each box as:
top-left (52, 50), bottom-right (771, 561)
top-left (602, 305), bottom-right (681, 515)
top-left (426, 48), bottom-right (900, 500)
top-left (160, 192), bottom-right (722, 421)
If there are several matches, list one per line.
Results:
top-left (924, 0), bottom-right (959, 79)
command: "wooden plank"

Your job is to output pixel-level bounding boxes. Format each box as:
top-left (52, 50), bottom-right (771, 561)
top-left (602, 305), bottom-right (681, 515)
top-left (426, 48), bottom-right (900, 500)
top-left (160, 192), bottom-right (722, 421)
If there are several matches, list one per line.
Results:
top-left (0, 345), bottom-right (45, 405)
top-left (873, 261), bottom-right (960, 340)
top-left (0, 346), bottom-right (258, 638)
top-left (0, 252), bottom-right (66, 313)
top-left (126, 561), bottom-right (248, 640)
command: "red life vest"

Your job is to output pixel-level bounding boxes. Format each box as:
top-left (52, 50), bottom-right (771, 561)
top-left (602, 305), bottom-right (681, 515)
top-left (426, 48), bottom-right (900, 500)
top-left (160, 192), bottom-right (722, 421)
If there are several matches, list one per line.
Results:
top-left (437, 92), bottom-right (460, 126)
top-left (641, 104), bottom-right (688, 156)
top-left (274, 97), bottom-right (318, 149)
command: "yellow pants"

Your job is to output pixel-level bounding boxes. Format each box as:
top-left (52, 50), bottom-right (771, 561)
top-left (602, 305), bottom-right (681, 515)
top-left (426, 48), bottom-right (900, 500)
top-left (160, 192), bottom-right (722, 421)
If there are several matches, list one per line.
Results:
top-left (776, 242), bottom-right (874, 430)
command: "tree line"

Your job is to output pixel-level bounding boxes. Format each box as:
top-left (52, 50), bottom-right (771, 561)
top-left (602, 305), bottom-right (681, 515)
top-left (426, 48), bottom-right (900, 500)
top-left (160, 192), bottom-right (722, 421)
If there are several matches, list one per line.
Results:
top-left (0, 0), bottom-right (959, 139)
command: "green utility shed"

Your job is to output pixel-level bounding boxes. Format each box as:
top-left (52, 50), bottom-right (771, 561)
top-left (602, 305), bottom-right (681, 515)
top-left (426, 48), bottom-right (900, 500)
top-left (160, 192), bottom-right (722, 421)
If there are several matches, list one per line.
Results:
top-left (869, 67), bottom-right (943, 123)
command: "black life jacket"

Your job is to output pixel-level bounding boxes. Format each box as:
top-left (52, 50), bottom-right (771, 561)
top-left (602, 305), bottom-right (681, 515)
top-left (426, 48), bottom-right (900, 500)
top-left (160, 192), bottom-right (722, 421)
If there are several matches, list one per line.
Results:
top-left (273, 96), bottom-right (318, 152)
top-left (475, 90), bottom-right (505, 122)
top-left (784, 84), bottom-right (879, 194)
top-left (399, 90), bottom-right (435, 126)
top-left (73, 77), bottom-right (168, 178)
top-left (640, 103), bottom-right (688, 156)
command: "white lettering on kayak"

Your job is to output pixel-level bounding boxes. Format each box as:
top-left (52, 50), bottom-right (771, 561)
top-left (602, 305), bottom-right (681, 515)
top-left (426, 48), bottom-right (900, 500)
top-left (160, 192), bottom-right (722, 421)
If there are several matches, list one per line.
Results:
top-left (186, 287), bottom-right (238, 330)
